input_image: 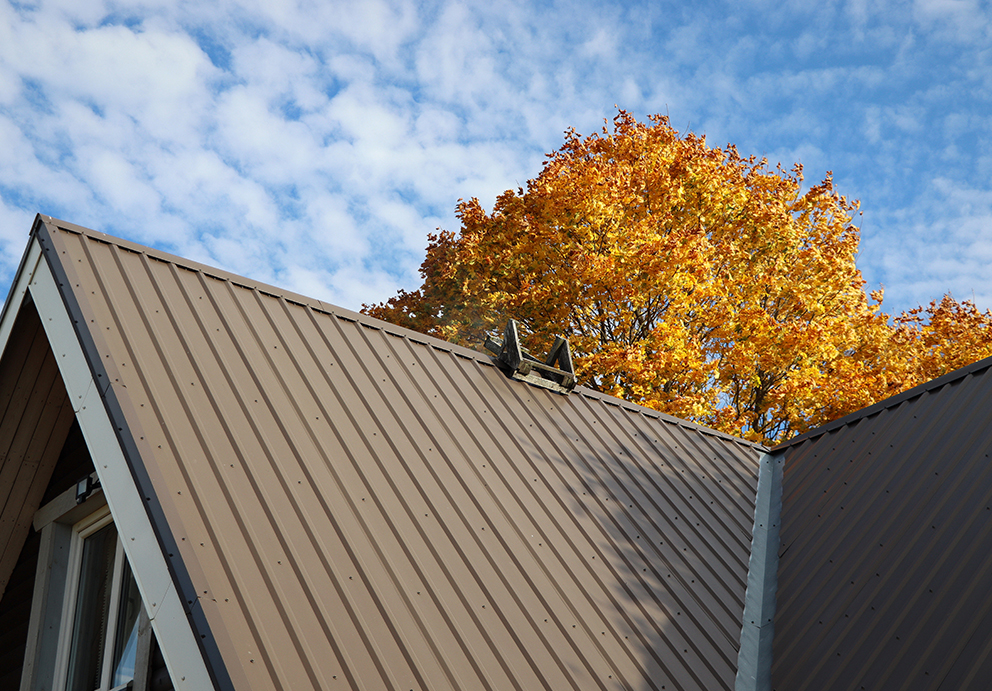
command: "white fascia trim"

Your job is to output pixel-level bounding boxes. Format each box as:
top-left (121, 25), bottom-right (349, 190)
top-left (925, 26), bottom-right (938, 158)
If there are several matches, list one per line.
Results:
top-left (735, 452), bottom-right (784, 691)
top-left (27, 241), bottom-right (215, 691)
top-left (0, 238), bottom-right (42, 358)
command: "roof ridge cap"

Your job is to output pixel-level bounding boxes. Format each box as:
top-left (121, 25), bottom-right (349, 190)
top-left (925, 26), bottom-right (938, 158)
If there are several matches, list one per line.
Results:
top-left (771, 355), bottom-right (992, 451)
top-left (38, 215), bottom-right (764, 450)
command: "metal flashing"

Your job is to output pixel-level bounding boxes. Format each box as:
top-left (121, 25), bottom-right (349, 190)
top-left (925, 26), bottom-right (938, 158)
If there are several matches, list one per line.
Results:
top-left (735, 452), bottom-right (783, 691)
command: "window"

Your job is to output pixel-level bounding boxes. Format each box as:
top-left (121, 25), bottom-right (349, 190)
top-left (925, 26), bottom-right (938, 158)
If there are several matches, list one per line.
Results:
top-left (54, 507), bottom-right (142, 691)
top-left (24, 475), bottom-right (154, 691)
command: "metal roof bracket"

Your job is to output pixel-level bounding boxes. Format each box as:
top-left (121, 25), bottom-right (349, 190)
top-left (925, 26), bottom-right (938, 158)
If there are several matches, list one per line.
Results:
top-left (485, 320), bottom-right (576, 394)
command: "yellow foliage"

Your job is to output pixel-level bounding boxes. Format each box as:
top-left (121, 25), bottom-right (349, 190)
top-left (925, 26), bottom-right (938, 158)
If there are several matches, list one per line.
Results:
top-left (365, 111), bottom-right (992, 444)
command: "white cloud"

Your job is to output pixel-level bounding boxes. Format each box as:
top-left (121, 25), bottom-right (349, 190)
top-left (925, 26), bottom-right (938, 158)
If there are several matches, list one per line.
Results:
top-left (0, 0), bottom-right (987, 321)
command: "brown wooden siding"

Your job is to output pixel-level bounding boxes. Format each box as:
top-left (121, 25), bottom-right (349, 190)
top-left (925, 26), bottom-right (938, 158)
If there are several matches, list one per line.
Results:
top-left (0, 299), bottom-right (75, 598)
top-left (0, 527), bottom-right (39, 688)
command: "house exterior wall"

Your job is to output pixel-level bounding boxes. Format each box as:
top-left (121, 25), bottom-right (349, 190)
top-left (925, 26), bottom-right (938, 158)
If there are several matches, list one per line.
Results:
top-left (771, 359), bottom-right (992, 690)
top-left (0, 300), bottom-right (76, 599)
top-left (0, 528), bottom-right (39, 688)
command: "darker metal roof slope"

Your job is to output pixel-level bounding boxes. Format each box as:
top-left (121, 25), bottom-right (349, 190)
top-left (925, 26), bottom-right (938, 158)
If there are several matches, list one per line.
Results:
top-left (772, 354), bottom-right (992, 451)
top-left (33, 216), bottom-right (763, 691)
top-left (770, 359), bottom-right (992, 690)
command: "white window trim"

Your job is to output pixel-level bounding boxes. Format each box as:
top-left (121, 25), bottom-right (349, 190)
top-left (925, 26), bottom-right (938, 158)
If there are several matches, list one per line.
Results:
top-left (51, 505), bottom-right (136, 691)
top-left (24, 481), bottom-right (152, 691)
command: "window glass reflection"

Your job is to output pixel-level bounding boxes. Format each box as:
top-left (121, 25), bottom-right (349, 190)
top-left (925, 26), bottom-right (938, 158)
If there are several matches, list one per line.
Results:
top-left (111, 562), bottom-right (141, 687)
top-left (66, 523), bottom-right (117, 691)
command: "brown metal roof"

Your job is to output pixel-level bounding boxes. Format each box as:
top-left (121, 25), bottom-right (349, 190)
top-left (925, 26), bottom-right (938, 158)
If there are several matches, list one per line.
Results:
top-left (35, 216), bottom-right (763, 691)
top-left (771, 358), bottom-right (992, 690)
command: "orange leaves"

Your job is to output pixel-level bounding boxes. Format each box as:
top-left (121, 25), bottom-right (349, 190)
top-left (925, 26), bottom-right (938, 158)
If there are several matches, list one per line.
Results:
top-left (890, 296), bottom-right (992, 385)
top-left (364, 111), bottom-right (988, 445)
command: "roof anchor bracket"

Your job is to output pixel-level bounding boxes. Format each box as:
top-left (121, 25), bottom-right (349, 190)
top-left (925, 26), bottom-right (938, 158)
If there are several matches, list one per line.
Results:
top-left (484, 319), bottom-right (576, 394)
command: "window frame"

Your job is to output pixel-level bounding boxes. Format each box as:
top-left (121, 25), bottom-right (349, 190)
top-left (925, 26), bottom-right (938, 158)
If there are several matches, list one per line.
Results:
top-left (21, 475), bottom-right (153, 691)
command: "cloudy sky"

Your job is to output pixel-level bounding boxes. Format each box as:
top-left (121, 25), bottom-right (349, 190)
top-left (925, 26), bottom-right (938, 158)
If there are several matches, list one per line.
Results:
top-left (0, 0), bottom-right (989, 316)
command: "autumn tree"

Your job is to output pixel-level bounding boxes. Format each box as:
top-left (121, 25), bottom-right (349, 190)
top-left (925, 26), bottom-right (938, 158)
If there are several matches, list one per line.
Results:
top-left (366, 112), bottom-right (992, 444)
top-left (889, 296), bottom-right (992, 383)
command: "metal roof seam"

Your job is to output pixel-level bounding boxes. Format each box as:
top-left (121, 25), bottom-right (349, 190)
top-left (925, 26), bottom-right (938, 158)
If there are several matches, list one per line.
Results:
top-left (130, 250), bottom-right (293, 689)
top-left (422, 349), bottom-right (652, 688)
top-left (37, 224), bottom-right (236, 691)
top-left (283, 303), bottom-right (475, 689)
top-left (779, 377), bottom-right (992, 689)
top-left (362, 329), bottom-right (602, 691)
top-left (444, 353), bottom-right (688, 690)
top-left (276, 299), bottom-right (479, 689)
top-left (773, 381), bottom-right (988, 630)
top-left (576, 395), bottom-right (752, 634)
top-left (490, 372), bottom-right (729, 690)
top-left (309, 307), bottom-right (532, 690)
top-left (22, 219), bottom-right (764, 691)
top-left (562, 394), bottom-right (748, 662)
top-left (208, 280), bottom-right (411, 690)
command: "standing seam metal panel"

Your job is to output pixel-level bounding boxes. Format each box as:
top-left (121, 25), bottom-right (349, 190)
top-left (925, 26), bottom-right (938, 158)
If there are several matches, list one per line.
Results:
top-left (773, 364), bottom-right (992, 691)
top-left (44, 222), bottom-right (763, 691)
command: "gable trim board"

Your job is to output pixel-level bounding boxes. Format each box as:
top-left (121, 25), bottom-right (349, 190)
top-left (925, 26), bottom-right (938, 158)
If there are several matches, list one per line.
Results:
top-left (4, 218), bottom-right (218, 690)
top-left (1, 216), bottom-right (767, 691)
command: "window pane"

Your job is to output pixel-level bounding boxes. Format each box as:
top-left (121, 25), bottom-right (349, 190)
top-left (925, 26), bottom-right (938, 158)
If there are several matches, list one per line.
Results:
top-left (66, 523), bottom-right (118, 691)
top-left (111, 562), bottom-right (141, 686)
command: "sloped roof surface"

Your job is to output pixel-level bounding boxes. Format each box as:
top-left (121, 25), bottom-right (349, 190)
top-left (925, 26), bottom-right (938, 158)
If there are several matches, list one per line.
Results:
top-left (36, 217), bottom-right (762, 691)
top-left (771, 356), bottom-right (992, 690)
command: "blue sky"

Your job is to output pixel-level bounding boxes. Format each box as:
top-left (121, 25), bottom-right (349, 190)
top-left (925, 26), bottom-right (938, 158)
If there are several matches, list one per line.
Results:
top-left (0, 0), bottom-right (989, 316)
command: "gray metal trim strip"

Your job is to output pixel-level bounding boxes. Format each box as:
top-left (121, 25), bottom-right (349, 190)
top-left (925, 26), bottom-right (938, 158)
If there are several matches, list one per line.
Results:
top-left (736, 452), bottom-right (784, 691)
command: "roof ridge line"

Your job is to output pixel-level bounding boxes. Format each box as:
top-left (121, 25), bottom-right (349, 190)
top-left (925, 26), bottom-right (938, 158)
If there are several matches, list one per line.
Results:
top-left (35, 215), bottom-right (498, 358)
top-left (772, 355), bottom-right (992, 451)
top-left (36, 215), bottom-right (764, 450)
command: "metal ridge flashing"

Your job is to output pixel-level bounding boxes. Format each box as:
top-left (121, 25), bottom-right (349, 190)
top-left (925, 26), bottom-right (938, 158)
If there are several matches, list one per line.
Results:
top-left (33, 216), bottom-right (497, 363)
top-left (735, 452), bottom-right (784, 691)
top-left (36, 216), bottom-right (767, 453)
